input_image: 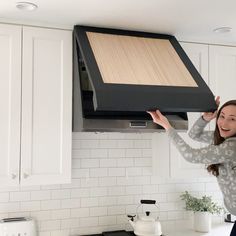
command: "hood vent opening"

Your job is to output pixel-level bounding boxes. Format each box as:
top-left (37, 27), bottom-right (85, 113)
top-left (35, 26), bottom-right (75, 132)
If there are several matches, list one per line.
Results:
top-left (73, 25), bottom-right (217, 132)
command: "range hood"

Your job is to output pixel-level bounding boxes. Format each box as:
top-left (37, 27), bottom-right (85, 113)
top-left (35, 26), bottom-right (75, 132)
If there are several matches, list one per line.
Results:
top-left (73, 25), bottom-right (217, 132)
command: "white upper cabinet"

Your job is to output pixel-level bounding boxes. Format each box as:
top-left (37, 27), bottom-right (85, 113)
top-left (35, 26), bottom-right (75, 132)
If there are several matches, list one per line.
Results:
top-left (0, 24), bottom-right (22, 186)
top-left (169, 43), bottom-right (210, 178)
top-left (209, 45), bottom-right (236, 105)
top-left (153, 42), bottom-right (236, 178)
top-left (0, 24), bottom-right (72, 186)
top-left (153, 43), bottom-right (210, 178)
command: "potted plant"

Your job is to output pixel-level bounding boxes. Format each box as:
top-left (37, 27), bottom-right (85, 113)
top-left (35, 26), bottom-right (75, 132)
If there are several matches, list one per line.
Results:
top-left (180, 191), bottom-right (225, 232)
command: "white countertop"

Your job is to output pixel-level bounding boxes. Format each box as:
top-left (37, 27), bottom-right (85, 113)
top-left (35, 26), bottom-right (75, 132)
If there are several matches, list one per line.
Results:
top-left (166, 222), bottom-right (233, 236)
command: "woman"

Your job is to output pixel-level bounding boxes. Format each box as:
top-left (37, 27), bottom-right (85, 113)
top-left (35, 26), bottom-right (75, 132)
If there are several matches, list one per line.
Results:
top-left (148, 98), bottom-right (236, 236)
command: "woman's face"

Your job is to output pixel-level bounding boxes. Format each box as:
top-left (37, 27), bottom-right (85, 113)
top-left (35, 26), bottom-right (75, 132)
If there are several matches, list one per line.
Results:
top-left (217, 105), bottom-right (236, 138)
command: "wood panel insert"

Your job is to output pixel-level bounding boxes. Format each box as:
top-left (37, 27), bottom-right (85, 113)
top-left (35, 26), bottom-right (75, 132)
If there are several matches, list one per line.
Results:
top-left (86, 32), bottom-right (198, 87)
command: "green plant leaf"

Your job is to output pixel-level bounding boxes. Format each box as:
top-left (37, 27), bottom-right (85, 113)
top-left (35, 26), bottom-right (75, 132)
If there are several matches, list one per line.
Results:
top-left (180, 191), bottom-right (225, 214)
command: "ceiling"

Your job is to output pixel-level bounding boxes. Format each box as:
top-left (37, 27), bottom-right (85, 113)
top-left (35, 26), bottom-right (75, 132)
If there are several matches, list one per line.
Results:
top-left (1, 0), bottom-right (236, 45)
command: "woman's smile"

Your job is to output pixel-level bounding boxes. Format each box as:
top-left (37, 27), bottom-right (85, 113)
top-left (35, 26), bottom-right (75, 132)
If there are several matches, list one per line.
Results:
top-left (217, 105), bottom-right (236, 138)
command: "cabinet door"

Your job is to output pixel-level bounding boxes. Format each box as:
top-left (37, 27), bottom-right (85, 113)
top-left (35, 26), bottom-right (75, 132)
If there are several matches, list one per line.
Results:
top-left (170, 43), bottom-right (210, 178)
top-left (153, 43), bottom-right (210, 178)
top-left (209, 45), bottom-right (236, 105)
top-left (0, 24), bottom-right (21, 186)
top-left (21, 27), bottom-right (72, 185)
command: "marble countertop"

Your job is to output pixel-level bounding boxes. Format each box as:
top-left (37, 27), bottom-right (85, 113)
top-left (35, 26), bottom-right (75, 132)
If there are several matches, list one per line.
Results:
top-left (165, 222), bottom-right (234, 236)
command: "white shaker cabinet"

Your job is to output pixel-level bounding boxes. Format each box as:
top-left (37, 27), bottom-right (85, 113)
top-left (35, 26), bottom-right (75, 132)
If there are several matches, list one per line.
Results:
top-left (0, 24), bottom-right (22, 186)
top-left (152, 43), bottom-right (211, 178)
top-left (0, 24), bottom-right (72, 186)
top-left (209, 45), bottom-right (236, 105)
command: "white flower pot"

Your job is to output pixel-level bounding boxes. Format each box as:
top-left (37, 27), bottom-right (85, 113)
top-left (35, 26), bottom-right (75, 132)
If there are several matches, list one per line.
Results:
top-left (194, 211), bottom-right (212, 233)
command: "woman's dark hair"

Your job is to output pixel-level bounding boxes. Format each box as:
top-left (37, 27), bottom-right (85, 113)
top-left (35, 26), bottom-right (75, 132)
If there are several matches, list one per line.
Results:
top-left (207, 100), bottom-right (236, 176)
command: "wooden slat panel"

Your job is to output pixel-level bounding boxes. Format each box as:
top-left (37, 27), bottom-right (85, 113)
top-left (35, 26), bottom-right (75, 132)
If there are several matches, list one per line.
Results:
top-left (87, 32), bottom-right (198, 87)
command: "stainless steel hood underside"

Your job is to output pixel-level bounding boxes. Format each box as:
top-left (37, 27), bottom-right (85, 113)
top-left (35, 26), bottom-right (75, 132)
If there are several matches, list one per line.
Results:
top-left (72, 25), bottom-right (217, 132)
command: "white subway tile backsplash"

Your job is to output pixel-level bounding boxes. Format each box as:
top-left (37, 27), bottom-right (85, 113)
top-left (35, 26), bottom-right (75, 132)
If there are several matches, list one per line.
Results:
top-left (125, 149), bottom-right (142, 158)
top-left (116, 158), bottom-right (133, 167)
top-left (108, 168), bottom-right (125, 177)
top-left (72, 169), bottom-right (89, 178)
top-left (20, 201), bottom-right (40, 211)
top-left (71, 188), bottom-right (90, 198)
top-left (90, 168), bottom-right (108, 177)
top-left (72, 159), bottom-right (81, 168)
top-left (91, 149), bottom-right (108, 158)
top-left (134, 158), bottom-right (151, 167)
top-left (116, 196), bottom-right (134, 205)
top-left (108, 206), bottom-right (126, 215)
top-left (80, 178), bottom-right (99, 188)
top-left (31, 210), bottom-right (51, 220)
top-left (81, 140), bottom-right (100, 149)
top-left (61, 199), bottom-right (80, 209)
top-left (41, 200), bottom-right (61, 210)
top-left (10, 191), bottom-right (30, 201)
top-left (90, 187), bottom-right (107, 197)
top-left (117, 140), bottom-right (134, 149)
top-left (61, 218), bottom-right (79, 229)
top-left (133, 140), bottom-right (151, 149)
top-left (31, 191), bottom-right (51, 201)
top-left (116, 177), bottom-right (134, 186)
top-left (50, 230), bottom-right (71, 236)
top-left (72, 149), bottom-right (90, 158)
top-left (167, 211), bottom-right (184, 220)
top-left (108, 149), bottom-right (126, 158)
top-left (99, 216), bottom-right (116, 226)
top-left (90, 207), bottom-right (107, 216)
top-left (81, 159), bottom-right (100, 168)
top-left (0, 202), bottom-right (20, 213)
top-left (0, 193), bottom-right (9, 202)
top-left (98, 196), bottom-right (117, 206)
top-left (80, 217), bottom-right (98, 227)
top-left (142, 185), bottom-right (158, 194)
top-left (81, 197), bottom-right (99, 207)
top-left (125, 186), bottom-right (142, 195)
top-left (100, 140), bottom-right (118, 149)
top-left (71, 207), bottom-right (90, 218)
top-left (40, 220), bottom-right (61, 231)
top-left (133, 176), bottom-right (150, 185)
top-left (0, 133), bottom-right (223, 236)
top-left (51, 209), bottom-right (70, 219)
top-left (99, 177), bottom-right (117, 187)
top-left (108, 187), bottom-right (125, 196)
top-left (51, 189), bottom-right (70, 199)
top-left (100, 159), bottom-right (117, 167)
top-left (126, 167), bottom-right (142, 176)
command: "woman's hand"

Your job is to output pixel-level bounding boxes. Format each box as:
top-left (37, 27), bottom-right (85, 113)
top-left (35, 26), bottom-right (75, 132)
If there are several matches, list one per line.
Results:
top-left (147, 110), bottom-right (172, 131)
top-left (202, 96), bottom-right (220, 121)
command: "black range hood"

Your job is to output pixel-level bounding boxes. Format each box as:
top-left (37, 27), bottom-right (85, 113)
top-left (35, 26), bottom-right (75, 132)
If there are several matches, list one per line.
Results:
top-left (73, 25), bottom-right (217, 132)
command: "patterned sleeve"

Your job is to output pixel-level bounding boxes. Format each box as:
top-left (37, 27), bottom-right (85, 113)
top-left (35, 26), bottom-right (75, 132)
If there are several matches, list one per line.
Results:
top-left (188, 116), bottom-right (214, 144)
top-left (167, 128), bottom-right (236, 165)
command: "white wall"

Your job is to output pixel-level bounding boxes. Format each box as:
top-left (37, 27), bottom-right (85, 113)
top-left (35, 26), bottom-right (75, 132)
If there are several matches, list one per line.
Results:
top-left (0, 132), bottom-right (223, 236)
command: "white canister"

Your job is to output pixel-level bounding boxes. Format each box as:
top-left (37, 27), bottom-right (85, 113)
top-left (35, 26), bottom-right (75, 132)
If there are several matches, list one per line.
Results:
top-left (194, 211), bottom-right (212, 233)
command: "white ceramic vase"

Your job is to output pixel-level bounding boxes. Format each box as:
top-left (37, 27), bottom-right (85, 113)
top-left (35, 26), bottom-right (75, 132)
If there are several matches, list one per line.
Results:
top-left (194, 211), bottom-right (212, 233)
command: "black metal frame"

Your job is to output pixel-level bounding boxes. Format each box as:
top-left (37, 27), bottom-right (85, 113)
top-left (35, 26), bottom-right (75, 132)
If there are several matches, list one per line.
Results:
top-left (73, 25), bottom-right (217, 113)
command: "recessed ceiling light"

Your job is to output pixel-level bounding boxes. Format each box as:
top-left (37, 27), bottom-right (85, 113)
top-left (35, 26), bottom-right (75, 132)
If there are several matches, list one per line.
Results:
top-left (213, 27), bottom-right (232, 33)
top-left (16, 2), bottom-right (38, 11)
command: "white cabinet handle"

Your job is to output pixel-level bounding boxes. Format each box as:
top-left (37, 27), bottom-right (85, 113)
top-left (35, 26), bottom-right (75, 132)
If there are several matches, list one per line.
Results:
top-left (23, 173), bottom-right (29, 178)
top-left (11, 173), bottom-right (17, 179)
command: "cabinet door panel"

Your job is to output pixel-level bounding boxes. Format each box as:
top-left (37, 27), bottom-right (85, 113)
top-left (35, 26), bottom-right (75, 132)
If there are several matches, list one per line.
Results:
top-left (209, 45), bottom-right (236, 105)
top-left (21, 27), bottom-right (72, 185)
top-left (0, 24), bottom-right (21, 186)
top-left (170, 43), bottom-right (210, 178)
